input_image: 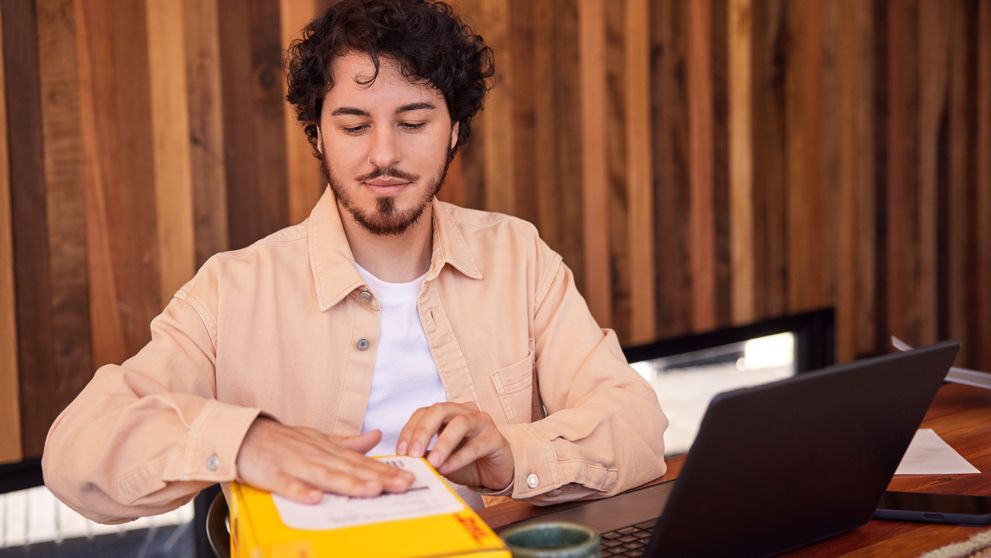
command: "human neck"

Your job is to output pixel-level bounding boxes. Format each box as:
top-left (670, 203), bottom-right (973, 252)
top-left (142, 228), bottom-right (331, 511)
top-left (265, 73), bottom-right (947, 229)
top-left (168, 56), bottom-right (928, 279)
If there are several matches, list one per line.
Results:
top-left (338, 200), bottom-right (434, 283)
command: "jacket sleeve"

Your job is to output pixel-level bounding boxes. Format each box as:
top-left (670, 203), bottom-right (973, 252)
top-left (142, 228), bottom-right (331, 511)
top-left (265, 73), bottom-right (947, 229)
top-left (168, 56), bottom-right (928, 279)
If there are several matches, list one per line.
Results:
top-left (42, 270), bottom-right (261, 524)
top-left (495, 246), bottom-right (668, 505)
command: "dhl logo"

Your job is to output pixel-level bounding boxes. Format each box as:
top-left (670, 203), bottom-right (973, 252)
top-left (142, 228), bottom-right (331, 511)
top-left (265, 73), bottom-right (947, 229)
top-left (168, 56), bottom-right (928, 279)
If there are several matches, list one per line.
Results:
top-left (454, 512), bottom-right (490, 545)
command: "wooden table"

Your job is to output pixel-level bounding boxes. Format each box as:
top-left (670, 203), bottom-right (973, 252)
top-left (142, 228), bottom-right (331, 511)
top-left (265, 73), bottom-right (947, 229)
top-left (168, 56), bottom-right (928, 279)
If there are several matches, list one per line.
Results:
top-left (478, 383), bottom-right (991, 556)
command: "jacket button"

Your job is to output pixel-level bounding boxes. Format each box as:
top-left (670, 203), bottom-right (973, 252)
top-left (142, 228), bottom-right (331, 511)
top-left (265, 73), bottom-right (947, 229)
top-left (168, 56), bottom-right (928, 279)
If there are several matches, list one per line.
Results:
top-left (206, 454), bottom-right (220, 472)
top-left (526, 473), bottom-right (539, 489)
top-left (358, 289), bottom-right (372, 303)
top-left (356, 338), bottom-right (370, 351)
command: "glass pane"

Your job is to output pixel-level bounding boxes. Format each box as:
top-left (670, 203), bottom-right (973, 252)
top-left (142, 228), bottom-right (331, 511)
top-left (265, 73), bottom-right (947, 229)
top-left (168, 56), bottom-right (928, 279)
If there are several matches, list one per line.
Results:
top-left (0, 485), bottom-right (195, 557)
top-left (631, 332), bottom-right (797, 456)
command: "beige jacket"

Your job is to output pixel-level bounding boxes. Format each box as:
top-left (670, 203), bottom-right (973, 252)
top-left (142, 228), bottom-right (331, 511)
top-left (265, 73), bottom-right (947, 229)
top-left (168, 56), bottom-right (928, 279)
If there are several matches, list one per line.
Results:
top-left (42, 189), bottom-right (668, 523)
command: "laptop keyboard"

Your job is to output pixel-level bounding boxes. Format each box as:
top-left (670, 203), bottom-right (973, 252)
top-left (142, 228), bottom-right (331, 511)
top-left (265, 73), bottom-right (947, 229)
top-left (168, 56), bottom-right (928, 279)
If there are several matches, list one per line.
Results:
top-left (600, 520), bottom-right (656, 557)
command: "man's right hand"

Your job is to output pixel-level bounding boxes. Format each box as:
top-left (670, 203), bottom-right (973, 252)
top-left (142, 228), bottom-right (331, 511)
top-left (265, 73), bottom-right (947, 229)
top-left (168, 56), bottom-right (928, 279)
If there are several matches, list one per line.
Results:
top-left (235, 417), bottom-right (414, 504)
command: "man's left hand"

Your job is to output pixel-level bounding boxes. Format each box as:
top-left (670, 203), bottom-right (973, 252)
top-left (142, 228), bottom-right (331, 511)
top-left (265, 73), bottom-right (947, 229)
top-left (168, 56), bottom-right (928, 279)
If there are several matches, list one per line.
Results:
top-left (396, 402), bottom-right (514, 491)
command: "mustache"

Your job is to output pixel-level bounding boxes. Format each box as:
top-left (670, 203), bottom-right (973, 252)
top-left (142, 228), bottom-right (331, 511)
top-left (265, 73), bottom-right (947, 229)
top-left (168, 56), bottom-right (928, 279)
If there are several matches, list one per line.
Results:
top-left (356, 166), bottom-right (420, 183)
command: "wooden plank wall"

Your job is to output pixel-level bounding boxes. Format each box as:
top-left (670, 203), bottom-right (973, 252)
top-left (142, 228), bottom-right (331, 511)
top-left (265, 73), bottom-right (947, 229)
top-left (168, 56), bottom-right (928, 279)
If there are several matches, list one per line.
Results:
top-left (0, 5), bottom-right (22, 464)
top-left (1, 0), bottom-right (989, 462)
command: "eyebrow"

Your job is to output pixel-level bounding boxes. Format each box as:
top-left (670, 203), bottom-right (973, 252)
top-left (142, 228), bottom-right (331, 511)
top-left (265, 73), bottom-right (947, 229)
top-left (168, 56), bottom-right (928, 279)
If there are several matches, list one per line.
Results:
top-left (329, 102), bottom-right (437, 117)
top-left (396, 102), bottom-right (436, 113)
top-left (330, 107), bottom-right (370, 117)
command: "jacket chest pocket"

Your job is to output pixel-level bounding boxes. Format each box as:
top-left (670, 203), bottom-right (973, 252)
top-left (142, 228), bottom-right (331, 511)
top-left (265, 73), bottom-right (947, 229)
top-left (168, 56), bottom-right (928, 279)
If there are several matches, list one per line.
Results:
top-left (489, 344), bottom-right (536, 424)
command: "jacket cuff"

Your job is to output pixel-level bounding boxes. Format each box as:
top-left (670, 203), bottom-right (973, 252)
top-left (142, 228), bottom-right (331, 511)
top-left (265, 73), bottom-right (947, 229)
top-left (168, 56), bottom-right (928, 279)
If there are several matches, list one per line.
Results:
top-left (475, 479), bottom-right (514, 497)
top-left (496, 422), bottom-right (561, 499)
top-left (164, 400), bottom-right (261, 483)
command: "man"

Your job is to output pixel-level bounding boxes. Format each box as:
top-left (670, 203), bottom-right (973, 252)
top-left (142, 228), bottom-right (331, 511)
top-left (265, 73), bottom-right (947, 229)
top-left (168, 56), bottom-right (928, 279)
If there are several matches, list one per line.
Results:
top-left (43, 0), bottom-right (667, 522)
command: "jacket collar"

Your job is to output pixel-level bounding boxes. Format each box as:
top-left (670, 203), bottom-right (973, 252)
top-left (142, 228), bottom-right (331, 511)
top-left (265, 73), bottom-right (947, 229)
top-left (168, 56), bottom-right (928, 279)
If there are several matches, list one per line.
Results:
top-left (307, 188), bottom-right (483, 311)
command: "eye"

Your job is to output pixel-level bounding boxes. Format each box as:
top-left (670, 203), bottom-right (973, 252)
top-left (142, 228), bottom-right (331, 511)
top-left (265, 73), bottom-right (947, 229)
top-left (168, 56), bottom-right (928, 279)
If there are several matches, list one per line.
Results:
top-left (342, 124), bottom-right (368, 135)
top-left (399, 122), bottom-right (426, 131)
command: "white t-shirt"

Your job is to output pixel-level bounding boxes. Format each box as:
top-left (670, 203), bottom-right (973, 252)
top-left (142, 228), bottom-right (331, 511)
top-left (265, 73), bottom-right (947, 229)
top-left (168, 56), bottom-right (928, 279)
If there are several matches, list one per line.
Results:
top-left (355, 263), bottom-right (483, 508)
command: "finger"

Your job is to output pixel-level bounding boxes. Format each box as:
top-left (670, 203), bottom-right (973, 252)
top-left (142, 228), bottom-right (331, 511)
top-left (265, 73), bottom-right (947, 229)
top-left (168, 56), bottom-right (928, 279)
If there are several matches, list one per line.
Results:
top-left (332, 429), bottom-right (382, 454)
top-left (333, 449), bottom-right (416, 487)
top-left (291, 459), bottom-right (390, 498)
top-left (406, 403), bottom-right (465, 458)
top-left (426, 414), bottom-right (478, 470)
top-left (381, 467), bottom-right (417, 493)
top-left (310, 445), bottom-right (411, 482)
top-left (438, 435), bottom-right (493, 476)
top-left (299, 428), bottom-right (412, 483)
top-left (270, 472), bottom-right (324, 504)
top-left (396, 407), bottom-right (428, 455)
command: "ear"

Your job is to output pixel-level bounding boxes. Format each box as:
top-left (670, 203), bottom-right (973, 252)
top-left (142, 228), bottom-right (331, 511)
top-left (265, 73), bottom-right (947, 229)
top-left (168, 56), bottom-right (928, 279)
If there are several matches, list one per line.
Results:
top-left (316, 126), bottom-right (324, 155)
top-left (449, 122), bottom-right (460, 152)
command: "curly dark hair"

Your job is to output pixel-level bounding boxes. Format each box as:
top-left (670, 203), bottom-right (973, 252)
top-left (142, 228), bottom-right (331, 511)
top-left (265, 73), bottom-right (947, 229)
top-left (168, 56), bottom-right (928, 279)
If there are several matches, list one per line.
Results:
top-left (286, 0), bottom-right (494, 158)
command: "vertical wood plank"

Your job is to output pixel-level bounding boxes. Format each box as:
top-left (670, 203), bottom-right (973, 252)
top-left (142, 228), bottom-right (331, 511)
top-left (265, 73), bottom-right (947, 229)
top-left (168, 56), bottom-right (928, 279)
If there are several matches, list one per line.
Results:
top-left (76, 0), bottom-right (162, 367)
top-left (457, 119), bottom-right (488, 210)
top-left (531, 0), bottom-right (584, 289)
top-left (553, 0), bottom-right (586, 289)
top-left (0, 3), bottom-right (23, 464)
top-left (625, 0), bottom-right (655, 343)
top-left (751, 0), bottom-right (788, 319)
top-left (480, 0), bottom-right (516, 215)
top-left (872, 0), bottom-right (889, 354)
top-left (837, 0), bottom-right (877, 361)
top-left (460, 144), bottom-right (488, 210)
top-left (532, 0), bottom-right (562, 255)
top-left (184, 0), bottom-right (230, 266)
top-left (438, 153), bottom-right (466, 207)
top-left (976, 0), bottom-right (991, 370)
top-left (651, 0), bottom-right (693, 338)
top-left (578, 0), bottom-right (611, 326)
top-left (835, 0), bottom-right (855, 362)
top-left (509, 0), bottom-right (537, 225)
top-left (785, 0), bottom-right (826, 313)
top-left (3, 0), bottom-right (55, 458)
top-left (218, 0), bottom-right (289, 250)
top-left (687, 0), bottom-right (716, 332)
top-left (728, 0), bottom-right (755, 325)
top-left (711, 0), bottom-right (731, 327)
top-left (886, 0), bottom-right (920, 346)
top-left (860, 0), bottom-right (879, 358)
top-left (36, 0), bottom-right (93, 454)
top-left (74, 0), bottom-right (116, 369)
top-left (606, 0), bottom-right (630, 339)
top-left (147, 0), bottom-right (195, 303)
top-left (945, 0), bottom-right (970, 361)
top-left (280, 0), bottom-right (324, 224)
top-left (916, 0), bottom-right (947, 346)
top-left (820, 0), bottom-right (840, 317)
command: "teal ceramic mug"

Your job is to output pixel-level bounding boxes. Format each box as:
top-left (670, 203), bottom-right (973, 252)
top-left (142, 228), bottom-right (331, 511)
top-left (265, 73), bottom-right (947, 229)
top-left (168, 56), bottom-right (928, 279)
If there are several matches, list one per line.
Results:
top-left (500, 521), bottom-right (601, 558)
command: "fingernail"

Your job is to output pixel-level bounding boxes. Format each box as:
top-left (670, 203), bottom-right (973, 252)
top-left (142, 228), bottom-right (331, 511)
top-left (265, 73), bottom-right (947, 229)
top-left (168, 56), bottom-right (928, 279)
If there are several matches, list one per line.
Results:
top-left (427, 453), bottom-right (440, 467)
top-left (410, 442), bottom-right (423, 457)
top-left (309, 490), bottom-right (323, 501)
top-left (397, 441), bottom-right (407, 454)
top-left (439, 463), bottom-right (451, 475)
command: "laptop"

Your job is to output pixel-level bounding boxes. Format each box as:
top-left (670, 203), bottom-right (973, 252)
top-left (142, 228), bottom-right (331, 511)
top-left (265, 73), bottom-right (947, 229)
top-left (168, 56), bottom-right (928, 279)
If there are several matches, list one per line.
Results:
top-left (497, 341), bottom-right (960, 557)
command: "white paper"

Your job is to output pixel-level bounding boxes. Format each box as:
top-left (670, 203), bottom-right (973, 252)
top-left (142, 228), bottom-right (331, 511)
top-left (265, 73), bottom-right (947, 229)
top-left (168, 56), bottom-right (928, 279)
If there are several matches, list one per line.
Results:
top-left (272, 456), bottom-right (466, 530)
top-left (894, 428), bottom-right (980, 475)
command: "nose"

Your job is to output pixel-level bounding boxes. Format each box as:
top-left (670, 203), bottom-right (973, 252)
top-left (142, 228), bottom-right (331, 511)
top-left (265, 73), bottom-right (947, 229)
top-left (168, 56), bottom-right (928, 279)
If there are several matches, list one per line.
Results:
top-left (368, 125), bottom-right (400, 169)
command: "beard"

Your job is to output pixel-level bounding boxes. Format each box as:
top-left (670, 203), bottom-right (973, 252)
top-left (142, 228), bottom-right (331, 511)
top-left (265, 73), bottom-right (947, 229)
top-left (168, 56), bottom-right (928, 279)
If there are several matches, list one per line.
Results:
top-left (321, 151), bottom-right (452, 236)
